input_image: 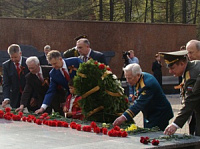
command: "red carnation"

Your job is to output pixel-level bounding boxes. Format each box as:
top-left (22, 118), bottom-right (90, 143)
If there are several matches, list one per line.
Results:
top-left (95, 127), bottom-right (100, 134)
top-left (18, 112), bottom-right (23, 117)
top-left (5, 107), bottom-right (11, 113)
top-left (90, 121), bottom-right (97, 128)
top-left (114, 126), bottom-right (120, 131)
top-left (42, 112), bottom-right (48, 118)
top-left (102, 128), bottom-right (108, 135)
top-left (94, 61), bottom-right (98, 65)
top-left (51, 121), bottom-right (57, 127)
top-left (27, 118), bottom-right (32, 123)
top-left (62, 122), bottom-right (68, 127)
top-left (70, 122), bottom-right (77, 129)
top-left (76, 124), bottom-right (81, 131)
top-left (0, 113), bottom-right (4, 118)
top-left (45, 116), bottom-right (50, 120)
top-left (106, 67), bottom-right (112, 71)
top-left (22, 116), bottom-right (27, 122)
top-left (152, 139), bottom-right (159, 145)
top-left (35, 119), bottom-right (42, 125)
top-left (98, 64), bottom-right (105, 70)
top-left (121, 131), bottom-right (128, 137)
top-left (140, 136), bottom-right (149, 144)
top-left (56, 121), bottom-right (63, 127)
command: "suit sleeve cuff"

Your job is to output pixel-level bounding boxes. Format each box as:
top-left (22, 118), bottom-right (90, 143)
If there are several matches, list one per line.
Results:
top-left (172, 122), bottom-right (180, 129)
top-left (122, 114), bottom-right (127, 120)
top-left (41, 104), bottom-right (48, 110)
top-left (4, 98), bottom-right (10, 101)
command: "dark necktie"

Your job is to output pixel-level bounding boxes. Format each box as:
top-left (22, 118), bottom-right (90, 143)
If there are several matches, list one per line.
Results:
top-left (83, 56), bottom-right (87, 62)
top-left (62, 68), bottom-right (70, 81)
top-left (37, 72), bottom-right (44, 82)
top-left (15, 62), bottom-right (22, 93)
top-left (15, 62), bottom-right (21, 78)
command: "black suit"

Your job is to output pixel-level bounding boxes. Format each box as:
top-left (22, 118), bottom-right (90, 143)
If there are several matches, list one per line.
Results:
top-left (152, 60), bottom-right (162, 86)
top-left (79, 49), bottom-right (107, 65)
top-left (21, 66), bottom-right (65, 114)
top-left (38, 54), bottom-right (50, 65)
top-left (2, 57), bottom-right (29, 108)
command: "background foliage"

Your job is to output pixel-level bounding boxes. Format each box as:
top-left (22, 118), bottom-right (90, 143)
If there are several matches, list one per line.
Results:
top-left (0, 0), bottom-right (200, 24)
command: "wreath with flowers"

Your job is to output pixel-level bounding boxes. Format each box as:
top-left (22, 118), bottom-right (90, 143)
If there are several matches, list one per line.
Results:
top-left (73, 59), bottom-right (129, 123)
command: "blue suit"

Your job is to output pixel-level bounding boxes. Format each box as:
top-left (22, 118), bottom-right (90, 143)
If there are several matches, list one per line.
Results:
top-left (43, 57), bottom-right (82, 106)
top-left (124, 72), bottom-right (173, 130)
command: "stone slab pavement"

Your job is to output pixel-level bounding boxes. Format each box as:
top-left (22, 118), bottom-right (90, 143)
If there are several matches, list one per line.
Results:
top-left (0, 94), bottom-right (197, 149)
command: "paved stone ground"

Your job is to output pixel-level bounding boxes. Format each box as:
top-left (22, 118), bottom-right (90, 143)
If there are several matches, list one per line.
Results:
top-left (1, 94), bottom-right (199, 149)
top-left (134, 94), bottom-right (189, 134)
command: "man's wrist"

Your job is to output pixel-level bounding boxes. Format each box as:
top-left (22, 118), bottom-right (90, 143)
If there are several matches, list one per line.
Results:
top-left (172, 122), bottom-right (180, 129)
top-left (4, 98), bottom-right (10, 101)
top-left (41, 104), bottom-right (48, 110)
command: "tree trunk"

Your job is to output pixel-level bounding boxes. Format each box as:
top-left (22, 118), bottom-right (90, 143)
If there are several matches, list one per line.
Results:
top-left (193, 0), bottom-right (198, 24)
top-left (99, 0), bottom-right (103, 20)
top-left (151, 0), bottom-right (154, 23)
top-left (110, 0), bottom-right (114, 21)
top-left (182, 0), bottom-right (187, 23)
top-left (144, 0), bottom-right (148, 23)
top-left (166, 0), bottom-right (169, 23)
top-left (169, 0), bottom-right (174, 23)
top-left (125, 0), bottom-right (130, 22)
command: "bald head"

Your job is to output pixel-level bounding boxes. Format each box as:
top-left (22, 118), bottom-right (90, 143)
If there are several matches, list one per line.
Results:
top-left (186, 40), bottom-right (200, 60)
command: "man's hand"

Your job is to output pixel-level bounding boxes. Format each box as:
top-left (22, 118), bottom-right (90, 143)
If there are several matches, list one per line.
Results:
top-left (35, 107), bottom-right (45, 114)
top-left (164, 124), bottom-right (177, 135)
top-left (15, 105), bottom-right (24, 112)
top-left (67, 112), bottom-right (72, 117)
top-left (113, 115), bottom-right (126, 126)
top-left (63, 106), bottom-right (68, 113)
top-left (2, 100), bottom-right (9, 108)
top-left (30, 98), bottom-right (37, 107)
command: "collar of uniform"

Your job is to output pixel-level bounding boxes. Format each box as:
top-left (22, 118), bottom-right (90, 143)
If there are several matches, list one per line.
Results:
top-left (135, 74), bottom-right (145, 91)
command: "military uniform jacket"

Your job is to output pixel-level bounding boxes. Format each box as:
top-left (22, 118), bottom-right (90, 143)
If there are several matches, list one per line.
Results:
top-left (123, 72), bottom-right (173, 130)
top-left (174, 61), bottom-right (200, 135)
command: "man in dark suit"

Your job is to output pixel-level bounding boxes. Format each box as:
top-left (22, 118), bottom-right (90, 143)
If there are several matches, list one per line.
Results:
top-left (2, 44), bottom-right (29, 108)
top-left (76, 38), bottom-right (107, 65)
top-left (35, 50), bottom-right (82, 114)
top-left (15, 56), bottom-right (65, 114)
top-left (38, 45), bottom-right (51, 65)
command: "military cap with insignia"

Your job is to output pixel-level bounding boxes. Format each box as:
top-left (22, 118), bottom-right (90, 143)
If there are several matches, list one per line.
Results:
top-left (159, 50), bottom-right (188, 67)
top-left (74, 35), bottom-right (87, 41)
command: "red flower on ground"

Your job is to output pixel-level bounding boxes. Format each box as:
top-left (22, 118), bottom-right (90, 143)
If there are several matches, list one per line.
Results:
top-left (62, 122), bottom-right (68, 127)
top-left (18, 112), bottom-right (23, 117)
top-left (102, 128), bottom-right (108, 135)
top-left (95, 127), bottom-right (100, 134)
top-left (90, 121), bottom-right (97, 128)
top-left (113, 126), bottom-right (120, 131)
top-left (140, 136), bottom-right (150, 144)
top-left (70, 122), bottom-right (77, 129)
top-left (76, 124), bottom-right (81, 131)
top-left (35, 119), bottom-right (42, 125)
top-left (22, 117), bottom-right (27, 122)
top-left (5, 107), bottom-right (11, 113)
top-left (121, 131), bottom-right (128, 137)
top-left (152, 139), bottom-right (159, 145)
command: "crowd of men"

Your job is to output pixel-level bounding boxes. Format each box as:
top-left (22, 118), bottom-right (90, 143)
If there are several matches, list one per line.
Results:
top-left (1, 38), bottom-right (200, 136)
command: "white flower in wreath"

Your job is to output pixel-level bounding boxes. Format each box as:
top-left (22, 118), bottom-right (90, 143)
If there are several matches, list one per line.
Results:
top-left (112, 74), bottom-right (117, 80)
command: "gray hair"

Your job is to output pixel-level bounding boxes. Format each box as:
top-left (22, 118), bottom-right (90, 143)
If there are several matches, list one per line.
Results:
top-left (26, 56), bottom-right (40, 65)
top-left (77, 38), bottom-right (90, 46)
top-left (123, 63), bottom-right (142, 76)
top-left (7, 44), bottom-right (21, 55)
top-left (186, 40), bottom-right (200, 51)
top-left (44, 45), bottom-right (51, 50)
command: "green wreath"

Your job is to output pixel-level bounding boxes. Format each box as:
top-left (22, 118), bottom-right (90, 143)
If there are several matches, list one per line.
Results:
top-left (73, 59), bottom-right (129, 123)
